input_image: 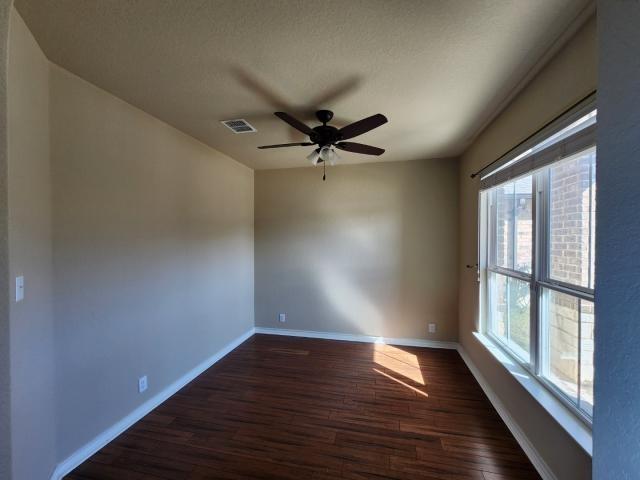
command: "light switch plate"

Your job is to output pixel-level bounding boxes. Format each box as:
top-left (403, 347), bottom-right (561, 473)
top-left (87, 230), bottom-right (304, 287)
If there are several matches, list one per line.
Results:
top-left (15, 276), bottom-right (24, 302)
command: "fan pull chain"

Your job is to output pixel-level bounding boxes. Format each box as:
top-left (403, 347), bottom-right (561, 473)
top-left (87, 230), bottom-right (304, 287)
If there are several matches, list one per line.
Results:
top-left (323, 160), bottom-right (326, 181)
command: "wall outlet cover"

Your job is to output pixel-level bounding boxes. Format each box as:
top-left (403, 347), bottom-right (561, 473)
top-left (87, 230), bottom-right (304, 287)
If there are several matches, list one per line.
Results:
top-left (15, 276), bottom-right (24, 302)
top-left (278, 313), bottom-right (286, 323)
top-left (138, 375), bottom-right (148, 393)
top-left (428, 323), bottom-right (437, 333)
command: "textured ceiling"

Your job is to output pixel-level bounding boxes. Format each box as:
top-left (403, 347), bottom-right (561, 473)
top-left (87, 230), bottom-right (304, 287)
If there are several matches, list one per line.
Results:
top-left (15, 0), bottom-right (593, 169)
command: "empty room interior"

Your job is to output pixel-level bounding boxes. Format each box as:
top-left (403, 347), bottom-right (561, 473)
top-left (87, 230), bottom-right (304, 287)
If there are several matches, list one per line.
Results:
top-left (1, 0), bottom-right (639, 479)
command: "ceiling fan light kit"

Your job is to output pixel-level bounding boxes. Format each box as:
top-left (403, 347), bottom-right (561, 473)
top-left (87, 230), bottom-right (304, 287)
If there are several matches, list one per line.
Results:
top-left (307, 146), bottom-right (340, 166)
top-left (258, 109), bottom-right (388, 180)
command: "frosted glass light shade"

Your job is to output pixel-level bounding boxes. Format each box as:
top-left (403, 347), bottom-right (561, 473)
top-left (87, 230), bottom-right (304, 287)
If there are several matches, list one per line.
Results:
top-left (319, 146), bottom-right (340, 165)
top-left (307, 148), bottom-right (321, 165)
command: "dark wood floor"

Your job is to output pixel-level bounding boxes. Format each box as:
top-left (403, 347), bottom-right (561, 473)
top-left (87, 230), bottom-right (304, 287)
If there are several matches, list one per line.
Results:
top-left (66, 334), bottom-right (540, 480)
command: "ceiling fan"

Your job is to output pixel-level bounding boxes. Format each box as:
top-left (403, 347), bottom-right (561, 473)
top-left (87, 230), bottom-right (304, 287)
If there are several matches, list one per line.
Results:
top-left (258, 110), bottom-right (388, 179)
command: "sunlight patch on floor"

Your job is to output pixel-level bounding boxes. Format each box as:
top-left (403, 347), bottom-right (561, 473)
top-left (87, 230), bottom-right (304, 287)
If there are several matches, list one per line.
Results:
top-left (373, 343), bottom-right (425, 385)
top-left (373, 368), bottom-right (428, 397)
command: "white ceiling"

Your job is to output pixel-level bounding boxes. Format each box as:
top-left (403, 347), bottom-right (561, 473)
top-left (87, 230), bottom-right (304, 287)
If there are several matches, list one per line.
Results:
top-left (16, 0), bottom-right (593, 169)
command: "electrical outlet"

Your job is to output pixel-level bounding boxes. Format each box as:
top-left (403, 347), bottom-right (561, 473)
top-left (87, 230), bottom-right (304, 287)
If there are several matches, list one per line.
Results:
top-left (138, 375), bottom-right (148, 393)
top-left (428, 323), bottom-right (437, 334)
top-left (15, 276), bottom-right (24, 302)
top-left (278, 313), bottom-right (286, 323)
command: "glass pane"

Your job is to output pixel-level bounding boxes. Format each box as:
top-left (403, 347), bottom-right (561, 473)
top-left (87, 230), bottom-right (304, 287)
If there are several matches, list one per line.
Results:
top-left (541, 289), bottom-right (579, 403)
top-left (514, 176), bottom-right (533, 273)
top-left (580, 299), bottom-right (595, 416)
top-left (549, 148), bottom-right (596, 289)
top-left (508, 277), bottom-right (530, 358)
top-left (489, 272), bottom-right (508, 342)
top-left (493, 176), bottom-right (532, 273)
top-left (489, 272), bottom-right (530, 361)
top-left (496, 183), bottom-right (515, 270)
top-left (589, 157), bottom-right (597, 290)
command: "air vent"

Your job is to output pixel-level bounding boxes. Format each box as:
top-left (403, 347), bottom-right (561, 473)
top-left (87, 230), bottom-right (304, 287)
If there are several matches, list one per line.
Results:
top-left (221, 119), bottom-right (257, 134)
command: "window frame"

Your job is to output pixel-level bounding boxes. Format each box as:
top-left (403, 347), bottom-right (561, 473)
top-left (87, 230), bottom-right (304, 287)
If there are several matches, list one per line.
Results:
top-left (480, 131), bottom-right (596, 427)
top-left (485, 174), bottom-right (536, 366)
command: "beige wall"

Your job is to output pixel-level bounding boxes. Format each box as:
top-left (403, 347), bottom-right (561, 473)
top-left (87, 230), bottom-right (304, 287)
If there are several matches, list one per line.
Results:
top-left (50, 63), bottom-right (254, 460)
top-left (5, 5), bottom-right (600, 478)
top-left (7, 10), bottom-right (55, 479)
top-left (255, 159), bottom-right (458, 341)
top-left (7, 9), bottom-right (255, 474)
top-left (458, 16), bottom-right (596, 480)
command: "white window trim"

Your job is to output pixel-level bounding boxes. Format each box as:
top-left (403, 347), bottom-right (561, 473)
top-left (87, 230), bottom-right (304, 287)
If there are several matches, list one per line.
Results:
top-left (473, 331), bottom-right (592, 456)
top-left (476, 106), bottom-right (597, 453)
top-left (480, 164), bottom-right (595, 423)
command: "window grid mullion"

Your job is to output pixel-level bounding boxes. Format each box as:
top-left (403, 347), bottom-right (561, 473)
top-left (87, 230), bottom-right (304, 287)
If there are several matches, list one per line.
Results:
top-left (538, 280), bottom-right (594, 302)
top-left (577, 299), bottom-right (583, 410)
top-left (530, 174), bottom-right (539, 371)
top-left (587, 161), bottom-right (595, 289)
top-left (534, 170), bottom-right (548, 376)
top-left (510, 183), bottom-right (516, 358)
top-left (512, 182), bottom-right (516, 271)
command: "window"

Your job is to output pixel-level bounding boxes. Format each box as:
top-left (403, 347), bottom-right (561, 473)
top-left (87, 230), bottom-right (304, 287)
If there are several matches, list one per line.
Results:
top-left (480, 106), bottom-right (596, 422)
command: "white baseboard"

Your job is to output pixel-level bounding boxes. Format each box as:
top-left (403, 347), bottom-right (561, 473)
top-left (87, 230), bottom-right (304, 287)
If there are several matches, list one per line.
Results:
top-left (49, 327), bottom-right (256, 480)
top-left (254, 326), bottom-right (458, 349)
top-left (48, 325), bottom-right (554, 480)
top-left (456, 345), bottom-right (557, 480)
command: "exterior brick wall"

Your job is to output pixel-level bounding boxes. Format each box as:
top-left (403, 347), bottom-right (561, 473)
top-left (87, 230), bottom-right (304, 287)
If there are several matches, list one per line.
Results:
top-left (492, 150), bottom-right (595, 412)
top-left (547, 153), bottom-right (595, 411)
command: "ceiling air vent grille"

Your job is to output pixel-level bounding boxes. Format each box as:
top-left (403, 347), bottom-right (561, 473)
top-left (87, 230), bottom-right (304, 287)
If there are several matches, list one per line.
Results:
top-left (221, 119), bottom-right (257, 134)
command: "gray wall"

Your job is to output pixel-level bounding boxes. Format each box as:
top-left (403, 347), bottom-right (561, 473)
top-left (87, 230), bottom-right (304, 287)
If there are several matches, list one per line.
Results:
top-left (0, 1), bottom-right (12, 478)
top-left (7, 10), bottom-right (55, 479)
top-left (255, 159), bottom-right (459, 341)
top-left (457, 16), bottom-right (596, 480)
top-left (594, 1), bottom-right (640, 477)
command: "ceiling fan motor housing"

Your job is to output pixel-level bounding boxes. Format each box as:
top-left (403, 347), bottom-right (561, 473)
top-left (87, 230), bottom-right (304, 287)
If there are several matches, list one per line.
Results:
top-left (310, 125), bottom-right (341, 147)
top-left (315, 109), bottom-right (334, 124)
top-left (310, 110), bottom-right (339, 147)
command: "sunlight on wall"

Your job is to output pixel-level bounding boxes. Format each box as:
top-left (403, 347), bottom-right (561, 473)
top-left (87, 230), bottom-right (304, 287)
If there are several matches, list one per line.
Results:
top-left (341, 221), bottom-right (385, 256)
top-left (317, 263), bottom-right (384, 334)
top-left (373, 343), bottom-right (425, 385)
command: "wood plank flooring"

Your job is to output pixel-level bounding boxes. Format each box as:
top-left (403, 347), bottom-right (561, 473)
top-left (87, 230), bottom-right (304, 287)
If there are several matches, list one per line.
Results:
top-left (65, 334), bottom-right (541, 479)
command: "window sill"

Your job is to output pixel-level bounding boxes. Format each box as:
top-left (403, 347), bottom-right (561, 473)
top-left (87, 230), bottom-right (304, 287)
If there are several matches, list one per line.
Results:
top-left (473, 331), bottom-right (592, 456)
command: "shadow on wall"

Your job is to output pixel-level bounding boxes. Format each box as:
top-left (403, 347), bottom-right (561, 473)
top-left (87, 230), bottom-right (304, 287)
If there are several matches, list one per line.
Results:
top-left (315, 261), bottom-right (387, 336)
top-left (255, 158), bottom-right (458, 340)
top-left (48, 64), bottom-right (254, 459)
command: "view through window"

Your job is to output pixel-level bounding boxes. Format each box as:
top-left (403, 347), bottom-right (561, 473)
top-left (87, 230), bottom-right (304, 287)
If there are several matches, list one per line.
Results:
top-left (481, 110), bottom-right (596, 421)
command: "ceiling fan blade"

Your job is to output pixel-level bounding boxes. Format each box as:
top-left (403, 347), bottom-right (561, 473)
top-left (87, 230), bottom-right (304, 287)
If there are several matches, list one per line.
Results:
top-left (274, 112), bottom-right (315, 136)
top-left (258, 142), bottom-right (315, 149)
top-left (335, 142), bottom-right (385, 156)
top-left (339, 114), bottom-right (388, 140)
